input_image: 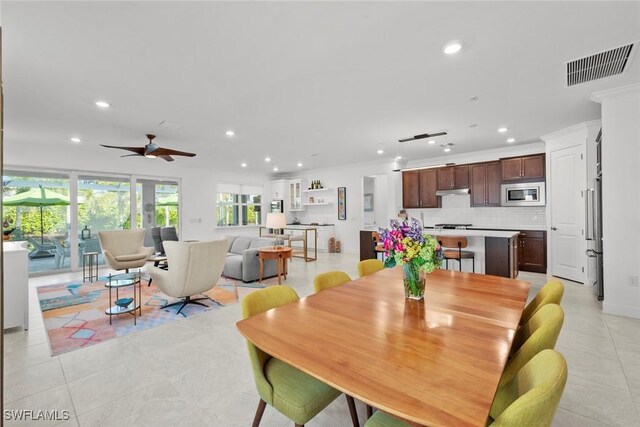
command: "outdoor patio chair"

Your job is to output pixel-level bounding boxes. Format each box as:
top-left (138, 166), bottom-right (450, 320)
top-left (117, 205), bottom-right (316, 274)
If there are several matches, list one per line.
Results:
top-left (27, 237), bottom-right (56, 259)
top-left (54, 240), bottom-right (71, 269)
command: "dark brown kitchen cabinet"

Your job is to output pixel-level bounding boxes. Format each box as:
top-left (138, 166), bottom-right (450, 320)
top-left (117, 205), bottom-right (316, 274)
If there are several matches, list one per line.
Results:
top-left (501, 154), bottom-right (545, 181)
top-left (485, 236), bottom-right (519, 279)
top-left (518, 230), bottom-right (547, 273)
top-left (437, 165), bottom-right (469, 190)
top-left (402, 170), bottom-right (441, 209)
top-left (402, 171), bottom-right (420, 208)
top-left (470, 162), bottom-right (501, 207)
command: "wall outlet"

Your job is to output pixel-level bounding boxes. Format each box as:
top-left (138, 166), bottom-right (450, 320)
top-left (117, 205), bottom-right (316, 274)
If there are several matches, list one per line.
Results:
top-left (629, 276), bottom-right (639, 287)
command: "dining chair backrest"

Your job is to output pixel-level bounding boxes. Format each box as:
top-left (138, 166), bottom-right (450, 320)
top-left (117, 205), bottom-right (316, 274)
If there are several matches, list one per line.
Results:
top-left (151, 226), bottom-right (164, 254)
top-left (160, 226), bottom-right (179, 242)
top-left (437, 236), bottom-right (468, 249)
top-left (314, 271), bottom-right (352, 293)
top-left (500, 304), bottom-right (564, 388)
top-left (357, 259), bottom-right (384, 277)
top-left (489, 349), bottom-right (567, 427)
top-left (520, 279), bottom-right (564, 325)
top-left (241, 285), bottom-right (300, 405)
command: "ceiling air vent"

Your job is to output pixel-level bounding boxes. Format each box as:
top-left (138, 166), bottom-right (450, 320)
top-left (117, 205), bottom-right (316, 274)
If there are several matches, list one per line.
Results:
top-left (566, 43), bottom-right (636, 86)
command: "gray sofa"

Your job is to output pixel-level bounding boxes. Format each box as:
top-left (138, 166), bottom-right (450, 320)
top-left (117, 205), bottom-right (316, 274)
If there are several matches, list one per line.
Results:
top-left (223, 236), bottom-right (283, 282)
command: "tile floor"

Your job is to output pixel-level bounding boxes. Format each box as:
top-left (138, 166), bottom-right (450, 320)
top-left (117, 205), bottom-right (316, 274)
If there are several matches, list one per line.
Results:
top-left (4, 252), bottom-right (640, 426)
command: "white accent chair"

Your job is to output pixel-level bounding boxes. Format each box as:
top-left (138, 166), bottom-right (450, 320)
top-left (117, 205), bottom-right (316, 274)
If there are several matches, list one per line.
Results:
top-left (147, 239), bottom-right (227, 315)
top-left (98, 229), bottom-right (154, 272)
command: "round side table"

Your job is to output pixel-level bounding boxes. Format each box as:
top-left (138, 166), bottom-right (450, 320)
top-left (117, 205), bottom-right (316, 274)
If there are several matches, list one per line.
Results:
top-left (258, 246), bottom-right (293, 285)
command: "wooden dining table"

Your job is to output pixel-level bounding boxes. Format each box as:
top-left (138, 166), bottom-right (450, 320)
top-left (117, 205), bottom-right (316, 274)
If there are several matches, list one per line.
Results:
top-left (236, 267), bottom-right (530, 427)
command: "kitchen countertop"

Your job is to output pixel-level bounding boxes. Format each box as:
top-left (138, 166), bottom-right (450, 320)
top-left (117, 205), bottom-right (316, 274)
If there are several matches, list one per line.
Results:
top-left (286, 223), bottom-right (334, 227)
top-left (425, 229), bottom-right (520, 239)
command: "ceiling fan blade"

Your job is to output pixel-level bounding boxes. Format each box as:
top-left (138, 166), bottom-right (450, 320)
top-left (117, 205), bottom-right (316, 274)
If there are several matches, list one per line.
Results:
top-left (121, 154), bottom-right (143, 158)
top-left (101, 144), bottom-right (146, 155)
top-left (153, 147), bottom-right (196, 157)
top-left (399, 131), bottom-right (448, 143)
top-left (159, 155), bottom-right (175, 162)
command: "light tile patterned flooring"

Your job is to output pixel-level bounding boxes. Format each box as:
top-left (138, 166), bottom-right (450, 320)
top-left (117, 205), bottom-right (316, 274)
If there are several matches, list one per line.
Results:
top-left (4, 252), bottom-right (640, 426)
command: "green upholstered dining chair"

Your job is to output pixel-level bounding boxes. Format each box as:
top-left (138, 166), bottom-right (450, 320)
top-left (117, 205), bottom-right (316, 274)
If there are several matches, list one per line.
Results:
top-left (364, 349), bottom-right (568, 427)
top-left (520, 279), bottom-right (564, 325)
top-left (502, 303), bottom-right (564, 387)
top-left (357, 259), bottom-right (384, 278)
top-left (313, 271), bottom-right (352, 293)
top-left (241, 285), bottom-right (359, 427)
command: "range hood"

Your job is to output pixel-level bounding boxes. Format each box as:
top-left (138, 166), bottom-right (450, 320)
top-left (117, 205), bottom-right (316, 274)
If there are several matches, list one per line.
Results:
top-left (436, 188), bottom-right (470, 196)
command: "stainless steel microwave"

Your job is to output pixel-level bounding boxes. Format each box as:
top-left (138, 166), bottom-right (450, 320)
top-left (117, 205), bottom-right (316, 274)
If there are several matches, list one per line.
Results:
top-left (501, 182), bottom-right (546, 206)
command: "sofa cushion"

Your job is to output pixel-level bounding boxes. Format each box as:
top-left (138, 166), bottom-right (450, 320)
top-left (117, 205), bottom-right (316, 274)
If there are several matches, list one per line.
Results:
top-left (223, 254), bottom-right (243, 279)
top-left (249, 238), bottom-right (277, 249)
top-left (115, 252), bottom-right (149, 262)
top-left (230, 237), bottom-right (253, 254)
top-left (225, 236), bottom-right (237, 252)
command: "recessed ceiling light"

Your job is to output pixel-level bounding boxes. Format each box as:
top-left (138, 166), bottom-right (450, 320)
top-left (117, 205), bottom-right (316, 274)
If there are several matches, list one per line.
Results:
top-left (377, 149), bottom-right (384, 154)
top-left (95, 100), bottom-right (110, 108)
top-left (443, 41), bottom-right (462, 55)
top-left (241, 162), bottom-right (247, 167)
top-left (428, 140), bottom-right (436, 145)
top-left (443, 148), bottom-right (451, 152)
top-left (507, 138), bottom-right (516, 143)
top-left (273, 167), bottom-right (279, 172)
top-left (297, 162), bottom-right (303, 167)
top-left (395, 155), bottom-right (403, 160)
top-left (226, 130), bottom-right (235, 137)
top-left (264, 157), bottom-right (271, 162)
top-left (70, 137), bottom-right (81, 143)
top-left (498, 127), bottom-right (508, 133)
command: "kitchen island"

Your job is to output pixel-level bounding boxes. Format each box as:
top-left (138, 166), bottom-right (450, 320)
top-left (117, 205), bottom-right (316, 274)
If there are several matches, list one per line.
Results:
top-left (426, 229), bottom-right (520, 278)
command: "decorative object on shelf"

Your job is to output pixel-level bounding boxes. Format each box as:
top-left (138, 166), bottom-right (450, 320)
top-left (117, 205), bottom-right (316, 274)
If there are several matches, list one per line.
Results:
top-left (309, 196), bottom-right (314, 204)
top-left (292, 216), bottom-right (300, 225)
top-left (265, 212), bottom-right (287, 248)
top-left (379, 218), bottom-right (443, 300)
top-left (364, 193), bottom-right (374, 212)
top-left (115, 297), bottom-right (134, 308)
top-left (338, 187), bottom-right (347, 220)
top-left (310, 180), bottom-right (324, 190)
top-left (335, 241), bottom-right (341, 253)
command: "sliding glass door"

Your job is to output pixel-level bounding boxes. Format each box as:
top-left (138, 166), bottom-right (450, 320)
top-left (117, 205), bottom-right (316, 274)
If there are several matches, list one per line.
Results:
top-left (2, 170), bottom-right (71, 273)
top-left (136, 178), bottom-right (180, 248)
top-left (77, 175), bottom-right (132, 266)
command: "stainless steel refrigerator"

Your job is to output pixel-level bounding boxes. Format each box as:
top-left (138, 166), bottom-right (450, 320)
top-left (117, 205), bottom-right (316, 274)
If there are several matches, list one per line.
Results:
top-left (271, 199), bottom-right (284, 213)
top-left (586, 131), bottom-right (604, 300)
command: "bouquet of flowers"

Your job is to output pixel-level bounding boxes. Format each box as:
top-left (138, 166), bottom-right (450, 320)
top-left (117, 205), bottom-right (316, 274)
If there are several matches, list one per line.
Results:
top-left (379, 218), bottom-right (443, 299)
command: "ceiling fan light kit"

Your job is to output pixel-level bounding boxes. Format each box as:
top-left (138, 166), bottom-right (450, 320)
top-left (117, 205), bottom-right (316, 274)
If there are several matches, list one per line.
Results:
top-left (100, 134), bottom-right (196, 162)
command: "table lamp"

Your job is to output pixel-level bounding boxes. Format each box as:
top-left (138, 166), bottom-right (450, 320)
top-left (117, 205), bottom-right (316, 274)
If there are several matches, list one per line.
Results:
top-left (265, 212), bottom-right (287, 248)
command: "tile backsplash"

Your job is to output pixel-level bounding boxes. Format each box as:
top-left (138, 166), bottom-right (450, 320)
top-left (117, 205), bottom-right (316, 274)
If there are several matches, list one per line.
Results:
top-left (407, 195), bottom-right (546, 230)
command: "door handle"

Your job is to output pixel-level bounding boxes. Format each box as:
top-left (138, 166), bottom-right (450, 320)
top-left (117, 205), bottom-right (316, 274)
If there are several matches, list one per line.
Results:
top-left (551, 227), bottom-right (558, 231)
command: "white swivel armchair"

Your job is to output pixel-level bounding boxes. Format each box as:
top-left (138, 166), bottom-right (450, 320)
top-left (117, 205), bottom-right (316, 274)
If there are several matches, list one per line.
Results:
top-left (98, 229), bottom-right (155, 272)
top-left (147, 239), bottom-right (227, 315)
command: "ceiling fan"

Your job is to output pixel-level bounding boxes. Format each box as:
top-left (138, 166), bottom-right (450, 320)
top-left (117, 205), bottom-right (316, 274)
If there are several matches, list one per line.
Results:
top-left (100, 134), bottom-right (196, 162)
top-left (398, 131), bottom-right (447, 143)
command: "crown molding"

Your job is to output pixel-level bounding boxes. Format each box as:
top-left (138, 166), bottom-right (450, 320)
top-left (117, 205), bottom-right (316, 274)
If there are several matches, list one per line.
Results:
top-left (541, 119), bottom-right (601, 141)
top-left (591, 83), bottom-right (640, 103)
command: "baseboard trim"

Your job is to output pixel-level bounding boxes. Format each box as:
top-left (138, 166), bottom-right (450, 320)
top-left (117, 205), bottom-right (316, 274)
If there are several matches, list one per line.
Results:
top-left (602, 302), bottom-right (640, 319)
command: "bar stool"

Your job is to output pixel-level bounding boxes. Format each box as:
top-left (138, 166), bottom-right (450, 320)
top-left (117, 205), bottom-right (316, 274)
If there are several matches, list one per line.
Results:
top-left (288, 234), bottom-right (306, 260)
top-left (372, 231), bottom-right (386, 261)
top-left (438, 236), bottom-right (475, 273)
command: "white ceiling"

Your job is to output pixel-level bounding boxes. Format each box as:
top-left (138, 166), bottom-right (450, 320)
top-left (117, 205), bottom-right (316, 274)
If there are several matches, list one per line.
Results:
top-left (3, 1), bottom-right (640, 175)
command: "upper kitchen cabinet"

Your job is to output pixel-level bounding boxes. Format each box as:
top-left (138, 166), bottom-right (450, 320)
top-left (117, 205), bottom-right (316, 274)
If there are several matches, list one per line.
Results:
top-left (288, 179), bottom-right (303, 211)
top-left (402, 170), bottom-right (441, 209)
top-left (436, 165), bottom-right (469, 190)
top-left (501, 154), bottom-right (545, 182)
top-left (470, 162), bottom-right (502, 207)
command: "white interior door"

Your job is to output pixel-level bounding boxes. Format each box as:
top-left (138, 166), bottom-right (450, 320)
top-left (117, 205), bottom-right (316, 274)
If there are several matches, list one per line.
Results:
top-left (550, 144), bottom-right (586, 283)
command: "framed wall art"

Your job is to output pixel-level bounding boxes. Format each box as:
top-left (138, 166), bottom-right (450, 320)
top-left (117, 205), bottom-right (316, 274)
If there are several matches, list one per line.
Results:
top-left (337, 187), bottom-right (346, 220)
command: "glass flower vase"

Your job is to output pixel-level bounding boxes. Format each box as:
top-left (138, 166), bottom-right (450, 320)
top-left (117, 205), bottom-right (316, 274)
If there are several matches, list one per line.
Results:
top-left (403, 261), bottom-right (426, 300)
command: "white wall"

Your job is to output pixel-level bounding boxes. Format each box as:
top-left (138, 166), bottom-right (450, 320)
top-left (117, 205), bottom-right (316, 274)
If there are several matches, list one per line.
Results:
top-left (362, 176), bottom-right (375, 226)
top-left (592, 84), bottom-right (640, 318)
top-left (4, 142), bottom-right (271, 244)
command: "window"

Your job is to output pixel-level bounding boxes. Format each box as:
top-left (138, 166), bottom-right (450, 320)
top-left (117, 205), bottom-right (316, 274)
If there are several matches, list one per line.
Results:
top-left (216, 184), bottom-right (262, 226)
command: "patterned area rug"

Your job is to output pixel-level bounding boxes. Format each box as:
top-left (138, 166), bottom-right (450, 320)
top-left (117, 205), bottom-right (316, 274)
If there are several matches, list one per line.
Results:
top-left (37, 275), bottom-right (276, 356)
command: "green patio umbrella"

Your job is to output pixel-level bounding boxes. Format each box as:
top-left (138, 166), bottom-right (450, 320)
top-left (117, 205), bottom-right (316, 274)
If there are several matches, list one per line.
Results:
top-left (3, 185), bottom-right (70, 245)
